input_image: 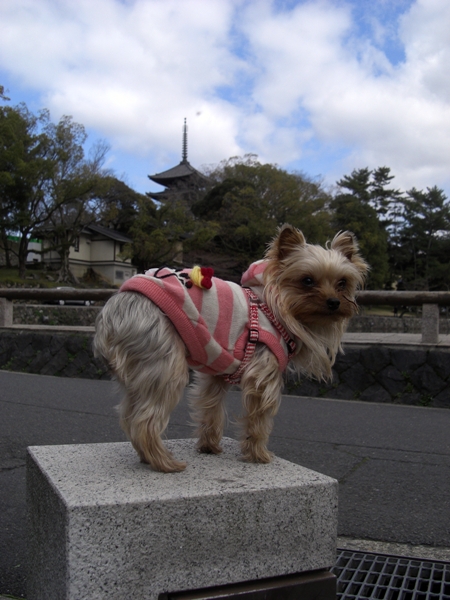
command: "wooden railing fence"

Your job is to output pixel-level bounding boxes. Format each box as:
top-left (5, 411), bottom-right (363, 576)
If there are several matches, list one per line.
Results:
top-left (1, 289), bottom-right (450, 344)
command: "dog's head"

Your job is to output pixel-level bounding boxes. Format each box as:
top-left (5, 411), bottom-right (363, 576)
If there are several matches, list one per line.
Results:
top-left (264, 224), bottom-right (369, 329)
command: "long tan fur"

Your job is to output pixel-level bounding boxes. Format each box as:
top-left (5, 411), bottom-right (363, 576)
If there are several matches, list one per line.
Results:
top-left (94, 224), bottom-right (368, 472)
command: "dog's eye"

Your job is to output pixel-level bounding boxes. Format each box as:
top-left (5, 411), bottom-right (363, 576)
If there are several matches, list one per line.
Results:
top-left (337, 279), bottom-right (347, 290)
top-left (301, 277), bottom-right (315, 287)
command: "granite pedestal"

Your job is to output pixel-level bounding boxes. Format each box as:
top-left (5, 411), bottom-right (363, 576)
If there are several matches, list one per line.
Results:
top-left (27, 438), bottom-right (338, 600)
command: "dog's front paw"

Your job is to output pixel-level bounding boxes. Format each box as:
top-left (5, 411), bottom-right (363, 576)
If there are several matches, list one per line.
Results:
top-left (241, 438), bottom-right (273, 464)
top-left (196, 442), bottom-right (223, 455)
top-left (242, 451), bottom-right (273, 464)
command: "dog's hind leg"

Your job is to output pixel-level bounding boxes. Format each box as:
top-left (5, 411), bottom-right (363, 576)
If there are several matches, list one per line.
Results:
top-left (239, 346), bottom-right (282, 464)
top-left (122, 350), bottom-right (188, 473)
top-left (97, 293), bottom-right (190, 473)
top-left (189, 373), bottom-right (229, 455)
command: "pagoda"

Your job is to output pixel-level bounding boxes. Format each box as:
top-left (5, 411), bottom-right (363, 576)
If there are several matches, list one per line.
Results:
top-left (147, 119), bottom-right (209, 208)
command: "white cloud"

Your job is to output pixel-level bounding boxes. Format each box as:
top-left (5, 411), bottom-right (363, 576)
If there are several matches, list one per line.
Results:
top-left (400, 0), bottom-right (450, 102)
top-left (0, 0), bottom-right (244, 166)
top-left (239, 0), bottom-right (450, 192)
top-left (0, 0), bottom-right (449, 195)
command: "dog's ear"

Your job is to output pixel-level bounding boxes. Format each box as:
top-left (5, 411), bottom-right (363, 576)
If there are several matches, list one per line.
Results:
top-left (331, 231), bottom-right (370, 278)
top-left (331, 231), bottom-right (359, 261)
top-left (271, 224), bottom-right (306, 261)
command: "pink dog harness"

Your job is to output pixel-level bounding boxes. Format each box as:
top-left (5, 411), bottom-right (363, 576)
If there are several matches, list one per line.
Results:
top-left (119, 262), bottom-right (296, 382)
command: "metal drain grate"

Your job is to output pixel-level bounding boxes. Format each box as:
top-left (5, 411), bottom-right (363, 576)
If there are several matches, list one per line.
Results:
top-left (333, 549), bottom-right (450, 600)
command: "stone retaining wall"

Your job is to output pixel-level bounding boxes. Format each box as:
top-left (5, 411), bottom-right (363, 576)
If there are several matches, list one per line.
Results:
top-left (13, 304), bottom-right (99, 327)
top-left (11, 304), bottom-right (450, 334)
top-left (1, 328), bottom-right (449, 408)
top-left (0, 329), bottom-right (108, 380)
top-left (287, 344), bottom-right (450, 408)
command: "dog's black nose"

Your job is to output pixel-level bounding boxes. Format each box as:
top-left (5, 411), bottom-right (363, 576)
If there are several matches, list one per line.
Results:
top-left (327, 297), bottom-right (340, 311)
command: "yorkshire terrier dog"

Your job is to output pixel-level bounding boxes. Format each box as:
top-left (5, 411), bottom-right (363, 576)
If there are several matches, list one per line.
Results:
top-left (94, 224), bottom-right (368, 472)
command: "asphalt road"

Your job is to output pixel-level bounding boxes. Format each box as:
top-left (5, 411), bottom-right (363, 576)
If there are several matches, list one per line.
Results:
top-left (1, 370), bottom-right (450, 598)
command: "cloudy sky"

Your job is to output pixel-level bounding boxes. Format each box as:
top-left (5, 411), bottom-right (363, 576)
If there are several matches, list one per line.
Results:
top-left (1, 0), bottom-right (449, 198)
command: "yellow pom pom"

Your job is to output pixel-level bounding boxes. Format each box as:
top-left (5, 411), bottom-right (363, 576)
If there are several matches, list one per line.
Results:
top-left (189, 266), bottom-right (204, 288)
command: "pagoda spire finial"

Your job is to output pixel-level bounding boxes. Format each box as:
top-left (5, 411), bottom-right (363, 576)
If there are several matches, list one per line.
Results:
top-left (182, 118), bottom-right (188, 162)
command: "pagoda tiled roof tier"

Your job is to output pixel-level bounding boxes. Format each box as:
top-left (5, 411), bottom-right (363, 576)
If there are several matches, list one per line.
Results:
top-left (149, 159), bottom-right (207, 185)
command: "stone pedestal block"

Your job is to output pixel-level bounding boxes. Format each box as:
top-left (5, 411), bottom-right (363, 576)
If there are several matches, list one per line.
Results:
top-left (27, 438), bottom-right (338, 600)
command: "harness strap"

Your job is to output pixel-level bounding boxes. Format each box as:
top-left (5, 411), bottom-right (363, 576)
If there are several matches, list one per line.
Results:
top-left (258, 300), bottom-right (297, 356)
top-left (223, 288), bottom-right (296, 385)
top-left (223, 289), bottom-right (259, 384)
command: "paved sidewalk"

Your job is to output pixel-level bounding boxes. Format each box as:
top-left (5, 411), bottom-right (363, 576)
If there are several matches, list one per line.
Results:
top-left (343, 331), bottom-right (450, 346)
top-left (5, 325), bottom-right (450, 347)
top-left (1, 370), bottom-right (449, 598)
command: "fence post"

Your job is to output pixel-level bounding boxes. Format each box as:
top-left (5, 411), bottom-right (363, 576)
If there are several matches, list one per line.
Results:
top-left (0, 298), bottom-right (13, 327)
top-left (421, 303), bottom-right (439, 344)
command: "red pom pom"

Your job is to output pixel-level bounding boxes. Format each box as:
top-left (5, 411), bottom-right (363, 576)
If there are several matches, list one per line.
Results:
top-left (202, 267), bottom-right (214, 278)
top-left (200, 267), bottom-right (214, 289)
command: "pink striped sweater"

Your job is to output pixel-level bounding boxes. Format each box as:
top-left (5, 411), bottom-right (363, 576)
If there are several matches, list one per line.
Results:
top-left (119, 262), bottom-right (293, 378)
